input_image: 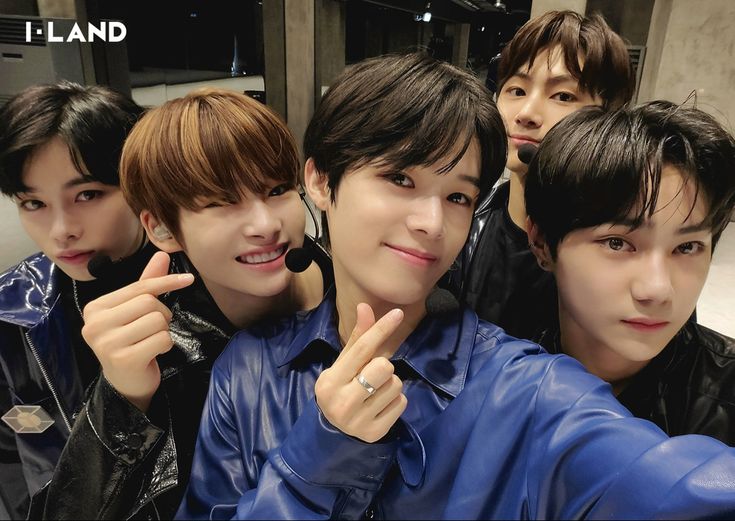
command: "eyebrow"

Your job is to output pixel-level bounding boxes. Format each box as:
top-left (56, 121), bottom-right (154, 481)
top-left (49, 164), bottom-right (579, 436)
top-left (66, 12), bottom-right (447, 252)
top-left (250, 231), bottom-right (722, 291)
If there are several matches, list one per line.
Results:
top-left (511, 72), bottom-right (579, 89)
top-left (20, 176), bottom-right (97, 194)
top-left (459, 174), bottom-right (481, 190)
top-left (612, 218), bottom-right (711, 235)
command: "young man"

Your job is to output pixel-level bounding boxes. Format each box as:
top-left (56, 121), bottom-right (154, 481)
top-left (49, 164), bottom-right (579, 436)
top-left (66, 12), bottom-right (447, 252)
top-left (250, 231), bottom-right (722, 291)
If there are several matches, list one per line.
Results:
top-left (0, 82), bottom-right (147, 519)
top-left (29, 89), bottom-right (331, 520)
top-left (456, 10), bottom-right (634, 340)
top-left (525, 101), bottom-right (735, 444)
top-left (178, 53), bottom-right (735, 520)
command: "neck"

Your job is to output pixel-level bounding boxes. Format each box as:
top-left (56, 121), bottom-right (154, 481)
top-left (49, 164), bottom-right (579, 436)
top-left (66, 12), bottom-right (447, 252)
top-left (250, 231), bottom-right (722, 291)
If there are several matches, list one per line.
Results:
top-left (202, 262), bottom-right (322, 329)
top-left (507, 170), bottom-right (528, 230)
top-left (332, 264), bottom-right (425, 359)
top-left (558, 304), bottom-right (649, 395)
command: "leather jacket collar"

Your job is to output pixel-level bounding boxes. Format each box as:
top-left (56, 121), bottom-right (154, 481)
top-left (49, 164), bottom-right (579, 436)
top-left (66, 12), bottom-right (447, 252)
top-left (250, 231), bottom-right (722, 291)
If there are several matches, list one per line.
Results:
top-left (0, 253), bottom-right (60, 329)
top-left (278, 289), bottom-right (478, 399)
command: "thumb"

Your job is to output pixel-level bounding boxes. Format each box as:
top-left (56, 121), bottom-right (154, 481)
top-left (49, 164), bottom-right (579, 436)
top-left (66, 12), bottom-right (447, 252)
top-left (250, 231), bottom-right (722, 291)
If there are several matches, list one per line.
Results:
top-left (139, 251), bottom-right (171, 281)
top-left (338, 303), bottom-right (375, 360)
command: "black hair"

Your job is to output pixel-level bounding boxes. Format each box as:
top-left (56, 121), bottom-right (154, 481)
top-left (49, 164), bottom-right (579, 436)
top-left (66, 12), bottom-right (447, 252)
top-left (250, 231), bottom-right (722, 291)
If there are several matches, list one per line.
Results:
top-left (497, 10), bottom-right (634, 110)
top-left (525, 101), bottom-right (735, 257)
top-left (304, 53), bottom-right (507, 246)
top-left (0, 81), bottom-right (144, 196)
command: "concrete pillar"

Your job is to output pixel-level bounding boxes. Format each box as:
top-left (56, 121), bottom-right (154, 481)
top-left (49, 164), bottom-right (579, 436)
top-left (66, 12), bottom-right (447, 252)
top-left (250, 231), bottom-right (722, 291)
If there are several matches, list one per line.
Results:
top-left (263, 0), bottom-right (287, 119)
top-left (530, 0), bottom-right (587, 18)
top-left (449, 23), bottom-right (470, 68)
top-left (638, 0), bottom-right (735, 127)
top-left (284, 0), bottom-right (315, 151)
top-left (314, 0), bottom-right (345, 101)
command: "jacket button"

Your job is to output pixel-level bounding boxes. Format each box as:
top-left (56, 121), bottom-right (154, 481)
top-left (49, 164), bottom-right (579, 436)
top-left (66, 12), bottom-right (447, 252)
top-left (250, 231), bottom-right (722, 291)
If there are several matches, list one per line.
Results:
top-left (363, 506), bottom-right (376, 519)
top-left (127, 432), bottom-right (143, 449)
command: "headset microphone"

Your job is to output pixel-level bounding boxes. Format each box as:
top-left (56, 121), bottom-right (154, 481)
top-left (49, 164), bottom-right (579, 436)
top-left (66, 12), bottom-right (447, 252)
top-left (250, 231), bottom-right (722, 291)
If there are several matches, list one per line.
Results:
top-left (425, 287), bottom-right (460, 316)
top-left (517, 143), bottom-right (538, 165)
top-left (87, 253), bottom-right (115, 279)
top-left (285, 248), bottom-right (314, 273)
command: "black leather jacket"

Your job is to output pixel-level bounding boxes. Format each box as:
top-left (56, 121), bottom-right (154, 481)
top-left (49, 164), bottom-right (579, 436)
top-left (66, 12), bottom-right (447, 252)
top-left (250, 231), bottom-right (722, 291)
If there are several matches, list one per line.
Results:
top-left (444, 181), bottom-right (557, 341)
top-left (2, 238), bottom-right (331, 520)
top-left (537, 321), bottom-right (735, 445)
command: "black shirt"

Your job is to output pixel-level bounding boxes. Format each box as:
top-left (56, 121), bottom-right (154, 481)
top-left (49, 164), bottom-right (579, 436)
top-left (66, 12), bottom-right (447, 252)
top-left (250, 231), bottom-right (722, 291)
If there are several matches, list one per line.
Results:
top-left (537, 321), bottom-right (735, 445)
top-left (458, 181), bottom-right (558, 341)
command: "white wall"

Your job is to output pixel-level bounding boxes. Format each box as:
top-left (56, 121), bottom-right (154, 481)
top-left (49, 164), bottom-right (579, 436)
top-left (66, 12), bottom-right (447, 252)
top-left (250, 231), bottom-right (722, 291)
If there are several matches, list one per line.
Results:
top-left (0, 197), bottom-right (38, 271)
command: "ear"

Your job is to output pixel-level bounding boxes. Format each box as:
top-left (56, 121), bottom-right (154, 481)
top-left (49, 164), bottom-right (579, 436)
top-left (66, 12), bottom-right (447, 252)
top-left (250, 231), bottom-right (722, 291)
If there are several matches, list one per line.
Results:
top-left (526, 217), bottom-right (554, 272)
top-left (304, 158), bottom-right (331, 211)
top-left (140, 210), bottom-right (184, 253)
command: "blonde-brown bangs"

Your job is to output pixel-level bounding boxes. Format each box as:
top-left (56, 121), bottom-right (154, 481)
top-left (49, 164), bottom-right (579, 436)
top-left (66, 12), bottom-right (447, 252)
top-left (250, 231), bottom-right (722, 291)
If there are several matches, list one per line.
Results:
top-left (120, 88), bottom-right (300, 235)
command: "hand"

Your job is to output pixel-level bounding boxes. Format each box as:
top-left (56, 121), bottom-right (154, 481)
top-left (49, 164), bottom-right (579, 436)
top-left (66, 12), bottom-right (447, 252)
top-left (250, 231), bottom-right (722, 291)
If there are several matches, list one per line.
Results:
top-left (315, 303), bottom-right (408, 443)
top-left (81, 251), bottom-right (194, 412)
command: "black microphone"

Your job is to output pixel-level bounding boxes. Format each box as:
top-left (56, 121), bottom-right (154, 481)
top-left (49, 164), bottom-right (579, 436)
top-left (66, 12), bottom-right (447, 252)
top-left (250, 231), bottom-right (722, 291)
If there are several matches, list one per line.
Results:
top-left (425, 287), bottom-right (459, 316)
top-left (87, 253), bottom-right (114, 279)
top-left (285, 247), bottom-right (313, 273)
top-left (517, 143), bottom-right (538, 165)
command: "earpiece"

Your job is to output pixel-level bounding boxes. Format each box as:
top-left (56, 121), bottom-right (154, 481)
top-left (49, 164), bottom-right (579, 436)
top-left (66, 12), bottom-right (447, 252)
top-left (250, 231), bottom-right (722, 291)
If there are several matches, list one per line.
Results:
top-left (152, 224), bottom-right (172, 241)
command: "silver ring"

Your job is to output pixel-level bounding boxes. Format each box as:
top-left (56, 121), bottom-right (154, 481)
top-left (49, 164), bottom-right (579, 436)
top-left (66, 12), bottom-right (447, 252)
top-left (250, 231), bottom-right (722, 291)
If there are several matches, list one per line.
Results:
top-left (356, 374), bottom-right (376, 396)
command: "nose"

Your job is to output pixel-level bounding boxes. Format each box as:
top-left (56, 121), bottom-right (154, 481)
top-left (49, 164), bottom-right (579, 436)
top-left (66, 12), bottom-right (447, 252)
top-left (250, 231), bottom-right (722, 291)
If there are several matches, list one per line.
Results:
top-left (630, 252), bottom-right (674, 305)
top-left (242, 199), bottom-right (281, 242)
top-left (49, 209), bottom-right (81, 244)
top-left (406, 196), bottom-right (444, 239)
top-left (514, 94), bottom-right (543, 129)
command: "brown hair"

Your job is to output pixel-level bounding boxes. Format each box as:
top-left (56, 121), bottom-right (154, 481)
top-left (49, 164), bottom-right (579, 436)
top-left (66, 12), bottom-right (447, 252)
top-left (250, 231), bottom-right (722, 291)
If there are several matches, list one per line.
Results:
top-left (497, 11), bottom-right (635, 109)
top-left (120, 88), bottom-right (300, 238)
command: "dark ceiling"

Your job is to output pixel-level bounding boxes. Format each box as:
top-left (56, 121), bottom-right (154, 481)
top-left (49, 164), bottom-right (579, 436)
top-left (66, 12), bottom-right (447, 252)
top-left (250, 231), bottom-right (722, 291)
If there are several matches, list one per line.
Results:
top-left (360, 0), bottom-right (532, 23)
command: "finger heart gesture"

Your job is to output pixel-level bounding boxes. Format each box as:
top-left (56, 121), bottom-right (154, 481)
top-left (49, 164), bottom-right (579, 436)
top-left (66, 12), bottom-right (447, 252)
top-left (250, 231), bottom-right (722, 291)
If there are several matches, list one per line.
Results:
top-left (315, 303), bottom-right (408, 443)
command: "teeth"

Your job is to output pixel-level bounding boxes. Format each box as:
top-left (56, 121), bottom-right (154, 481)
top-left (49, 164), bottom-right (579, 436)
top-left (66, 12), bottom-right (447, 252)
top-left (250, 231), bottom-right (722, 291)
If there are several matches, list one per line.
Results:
top-left (240, 245), bottom-right (286, 264)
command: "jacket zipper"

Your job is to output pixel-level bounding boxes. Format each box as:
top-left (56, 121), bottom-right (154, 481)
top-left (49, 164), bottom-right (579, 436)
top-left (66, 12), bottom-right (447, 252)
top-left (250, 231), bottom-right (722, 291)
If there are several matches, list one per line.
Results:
top-left (24, 330), bottom-right (72, 432)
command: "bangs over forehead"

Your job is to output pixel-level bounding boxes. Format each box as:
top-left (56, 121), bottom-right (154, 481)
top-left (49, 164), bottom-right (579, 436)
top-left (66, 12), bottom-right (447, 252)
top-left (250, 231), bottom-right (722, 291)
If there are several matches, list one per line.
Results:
top-left (497, 11), bottom-right (634, 109)
top-left (525, 102), bottom-right (735, 254)
top-left (121, 88), bottom-right (299, 235)
top-left (304, 53), bottom-right (506, 201)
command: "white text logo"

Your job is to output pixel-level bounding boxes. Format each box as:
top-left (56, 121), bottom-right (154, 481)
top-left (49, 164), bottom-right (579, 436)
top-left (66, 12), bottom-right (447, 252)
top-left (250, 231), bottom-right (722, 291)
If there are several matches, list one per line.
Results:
top-left (25, 21), bottom-right (127, 43)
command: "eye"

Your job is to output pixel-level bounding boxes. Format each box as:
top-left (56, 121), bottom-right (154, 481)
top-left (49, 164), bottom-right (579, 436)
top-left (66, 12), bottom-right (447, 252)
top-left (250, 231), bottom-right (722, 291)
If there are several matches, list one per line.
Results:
top-left (506, 86), bottom-right (525, 97)
top-left (675, 241), bottom-right (706, 255)
top-left (599, 237), bottom-right (634, 252)
top-left (447, 192), bottom-right (472, 206)
top-left (76, 190), bottom-right (103, 202)
top-left (268, 183), bottom-right (293, 197)
top-left (383, 172), bottom-right (414, 188)
top-left (552, 92), bottom-right (577, 102)
top-left (18, 199), bottom-right (45, 211)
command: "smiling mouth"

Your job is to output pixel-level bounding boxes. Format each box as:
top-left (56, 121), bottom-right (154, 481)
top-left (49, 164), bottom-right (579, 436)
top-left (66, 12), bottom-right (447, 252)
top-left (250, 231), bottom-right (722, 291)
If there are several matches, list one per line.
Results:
top-left (236, 245), bottom-right (287, 264)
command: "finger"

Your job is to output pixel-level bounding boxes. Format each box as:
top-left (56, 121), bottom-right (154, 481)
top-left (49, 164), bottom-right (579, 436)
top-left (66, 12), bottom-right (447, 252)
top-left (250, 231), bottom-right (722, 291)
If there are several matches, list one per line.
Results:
top-left (107, 330), bottom-right (174, 371)
top-left (94, 311), bottom-right (171, 353)
top-left (351, 357), bottom-right (394, 402)
top-left (333, 308), bottom-right (404, 379)
top-left (336, 303), bottom-right (375, 362)
top-left (103, 293), bottom-right (172, 328)
top-left (373, 393), bottom-right (407, 426)
top-left (139, 251), bottom-right (171, 280)
top-left (360, 374), bottom-right (403, 415)
top-left (86, 273), bottom-right (194, 312)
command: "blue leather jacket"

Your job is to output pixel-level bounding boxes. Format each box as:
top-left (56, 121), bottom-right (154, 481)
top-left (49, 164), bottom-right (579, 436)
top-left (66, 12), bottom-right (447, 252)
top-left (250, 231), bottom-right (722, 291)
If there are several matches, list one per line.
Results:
top-left (179, 292), bottom-right (735, 520)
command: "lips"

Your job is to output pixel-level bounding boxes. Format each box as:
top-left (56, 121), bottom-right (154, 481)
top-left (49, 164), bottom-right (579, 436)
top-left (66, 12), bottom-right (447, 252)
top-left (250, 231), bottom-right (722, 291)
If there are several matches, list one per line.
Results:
top-left (57, 250), bottom-right (95, 265)
top-left (621, 318), bottom-right (670, 332)
top-left (509, 135), bottom-right (540, 146)
top-left (236, 244), bottom-right (287, 265)
top-left (385, 243), bottom-right (438, 266)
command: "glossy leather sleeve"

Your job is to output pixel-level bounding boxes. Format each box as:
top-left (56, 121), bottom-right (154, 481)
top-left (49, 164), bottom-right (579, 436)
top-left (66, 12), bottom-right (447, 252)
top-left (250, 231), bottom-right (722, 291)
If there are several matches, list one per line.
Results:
top-left (28, 375), bottom-right (168, 520)
top-left (178, 351), bottom-right (397, 520)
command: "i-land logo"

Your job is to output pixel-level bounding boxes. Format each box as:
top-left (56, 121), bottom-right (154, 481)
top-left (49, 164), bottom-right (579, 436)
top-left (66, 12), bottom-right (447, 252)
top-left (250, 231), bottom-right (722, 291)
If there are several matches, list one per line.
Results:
top-left (25, 21), bottom-right (127, 43)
